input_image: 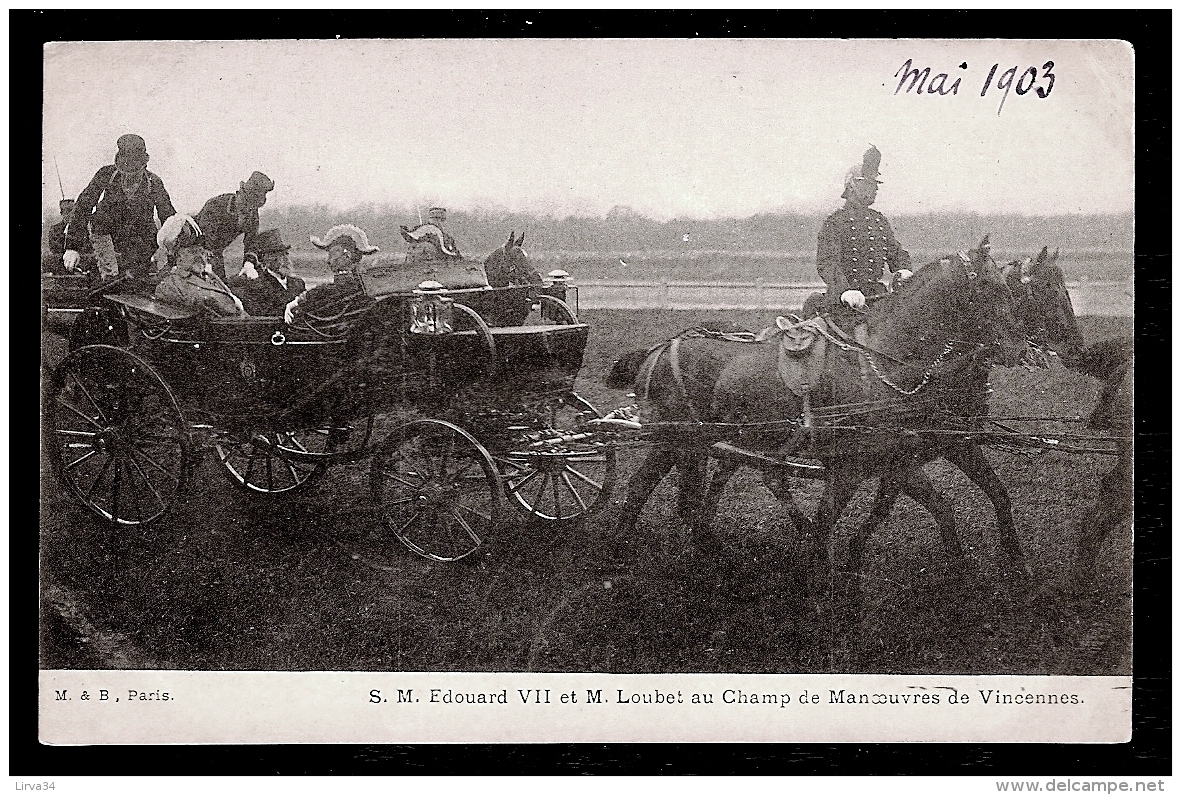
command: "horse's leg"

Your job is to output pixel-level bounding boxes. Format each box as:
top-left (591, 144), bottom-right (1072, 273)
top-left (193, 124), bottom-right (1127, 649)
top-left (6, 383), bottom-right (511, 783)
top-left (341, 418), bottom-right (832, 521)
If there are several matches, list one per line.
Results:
top-left (675, 451), bottom-right (707, 525)
top-left (688, 454), bottom-right (735, 553)
top-left (1072, 444), bottom-right (1132, 587)
top-left (762, 469), bottom-right (816, 535)
top-left (847, 474), bottom-right (903, 576)
top-left (617, 446), bottom-right (677, 535)
top-left (809, 469), bottom-right (864, 587)
top-left (941, 442), bottom-right (1029, 577)
top-left (894, 467), bottom-right (966, 573)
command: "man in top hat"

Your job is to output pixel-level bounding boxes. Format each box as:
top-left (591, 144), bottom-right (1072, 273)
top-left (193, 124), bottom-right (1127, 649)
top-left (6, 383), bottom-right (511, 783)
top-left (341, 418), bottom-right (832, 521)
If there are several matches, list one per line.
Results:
top-left (815, 145), bottom-right (911, 311)
top-left (44, 199), bottom-right (94, 273)
top-left (65, 134), bottom-right (176, 285)
top-left (193, 171), bottom-right (277, 281)
top-left (284, 224), bottom-right (379, 324)
top-left (229, 229), bottom-right (306, 317)
top-left (153, 214), bottom-right (245, 318)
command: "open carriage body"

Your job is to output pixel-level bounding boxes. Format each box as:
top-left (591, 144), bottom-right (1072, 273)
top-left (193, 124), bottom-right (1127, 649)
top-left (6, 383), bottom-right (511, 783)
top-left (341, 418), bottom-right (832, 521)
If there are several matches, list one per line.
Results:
top-left (44, 274), bottom-right (617, 563)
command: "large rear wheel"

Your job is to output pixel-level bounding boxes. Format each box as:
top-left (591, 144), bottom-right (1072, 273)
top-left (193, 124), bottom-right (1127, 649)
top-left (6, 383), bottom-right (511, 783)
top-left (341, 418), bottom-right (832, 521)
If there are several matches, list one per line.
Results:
top-left (370, 419), bottom-right (501, 562)
top-left (45, 345), bottom-right (188, 526)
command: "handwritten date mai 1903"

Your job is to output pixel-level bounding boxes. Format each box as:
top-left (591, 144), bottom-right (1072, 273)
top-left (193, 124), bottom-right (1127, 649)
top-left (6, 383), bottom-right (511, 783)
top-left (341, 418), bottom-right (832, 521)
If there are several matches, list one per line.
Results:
top-left (893, 59), bottom-right (1056, 115)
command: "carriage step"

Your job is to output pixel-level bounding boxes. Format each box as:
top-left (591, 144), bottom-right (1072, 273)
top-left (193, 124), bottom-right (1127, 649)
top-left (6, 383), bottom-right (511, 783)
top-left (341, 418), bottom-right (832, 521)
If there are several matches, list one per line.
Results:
top-left (710, 442), bottom-right (825, 476)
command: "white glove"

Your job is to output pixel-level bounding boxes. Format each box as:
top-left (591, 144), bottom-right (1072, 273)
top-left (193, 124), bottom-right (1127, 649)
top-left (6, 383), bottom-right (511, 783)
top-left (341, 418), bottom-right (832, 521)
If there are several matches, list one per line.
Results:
top-left (238, 260), bottom-right (259, 280)
top-left (63, 250), bottom-right (80, 272)
top-left (284, 295), bottom-right (302, 325)
top-left (894, 268), bottom-right (913, 282)
top-left (231, 294), bottom-right (245, 314)
top-left (840, 289), bottom-right (866, 309)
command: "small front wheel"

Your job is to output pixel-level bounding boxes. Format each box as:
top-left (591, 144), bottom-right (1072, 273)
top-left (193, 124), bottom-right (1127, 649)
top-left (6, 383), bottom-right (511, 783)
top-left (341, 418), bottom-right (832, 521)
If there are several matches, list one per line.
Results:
top-left (370, 419), bottom-right (501, 562)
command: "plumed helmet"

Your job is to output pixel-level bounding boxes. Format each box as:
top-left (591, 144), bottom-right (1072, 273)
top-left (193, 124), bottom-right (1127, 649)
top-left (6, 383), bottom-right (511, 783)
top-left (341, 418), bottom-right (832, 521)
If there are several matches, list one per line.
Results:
top-left (157, 214), bottom-right (204, 252)
top-left (861, 144), bottom-right (883, 182)
top-left (310, 223), bottom-right (380, 254)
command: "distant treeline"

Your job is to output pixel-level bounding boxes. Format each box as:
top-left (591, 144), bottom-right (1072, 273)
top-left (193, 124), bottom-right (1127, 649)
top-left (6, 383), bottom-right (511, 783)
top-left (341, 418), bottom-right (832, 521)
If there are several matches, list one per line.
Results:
top-left (251, 205), bottom-right (1133, 257)
top-left (43, 203), bottom-right (1133, 259)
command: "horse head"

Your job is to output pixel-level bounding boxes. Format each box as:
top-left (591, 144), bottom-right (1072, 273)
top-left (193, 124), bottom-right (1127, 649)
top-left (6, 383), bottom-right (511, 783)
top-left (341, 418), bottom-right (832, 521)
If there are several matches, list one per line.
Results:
top-left (483, 230), bottom-right (541, 288)
top-left (1002, 246), bottom-right (1083, 364)
top-left (878, 234), bottom-right (1025, 369)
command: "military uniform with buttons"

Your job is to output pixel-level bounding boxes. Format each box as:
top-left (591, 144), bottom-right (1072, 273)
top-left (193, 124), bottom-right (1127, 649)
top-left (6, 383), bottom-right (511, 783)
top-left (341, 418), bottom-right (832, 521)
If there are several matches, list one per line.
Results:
top-left (814, 145), bottom-right (911, 313)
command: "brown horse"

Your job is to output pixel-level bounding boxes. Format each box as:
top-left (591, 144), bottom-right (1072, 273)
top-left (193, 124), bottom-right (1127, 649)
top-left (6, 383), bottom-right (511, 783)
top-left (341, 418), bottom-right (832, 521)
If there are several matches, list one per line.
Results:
top-left (608, 239), bottom-right (1027, 583)
top-left (483, 231), bottom-right (541, 288)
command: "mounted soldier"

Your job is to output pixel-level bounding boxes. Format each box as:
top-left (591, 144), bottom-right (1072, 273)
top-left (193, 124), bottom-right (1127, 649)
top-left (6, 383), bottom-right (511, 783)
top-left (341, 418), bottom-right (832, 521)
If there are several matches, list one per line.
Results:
top-left (193, 170), bottom-right (276, 281)
top-left (814, 145), bottom-right (912, 314)
top-left (65, 134), bottom-right (177, 286)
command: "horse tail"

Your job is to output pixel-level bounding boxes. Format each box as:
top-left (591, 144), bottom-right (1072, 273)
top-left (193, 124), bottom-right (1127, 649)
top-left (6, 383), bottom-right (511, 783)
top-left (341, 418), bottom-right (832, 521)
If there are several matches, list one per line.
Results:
top-left (604, 347), bottom-right (653, 389)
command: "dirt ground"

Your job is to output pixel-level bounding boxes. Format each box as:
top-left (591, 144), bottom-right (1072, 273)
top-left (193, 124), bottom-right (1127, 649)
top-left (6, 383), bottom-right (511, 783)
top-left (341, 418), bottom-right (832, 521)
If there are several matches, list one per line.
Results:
top-left (39, 312), bottom-right (1133, 674)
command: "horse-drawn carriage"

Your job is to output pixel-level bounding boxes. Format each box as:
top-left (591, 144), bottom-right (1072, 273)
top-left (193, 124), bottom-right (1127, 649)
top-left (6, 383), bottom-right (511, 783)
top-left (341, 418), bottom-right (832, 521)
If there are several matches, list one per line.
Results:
top-left (43, 247), bottom-right (617, 563)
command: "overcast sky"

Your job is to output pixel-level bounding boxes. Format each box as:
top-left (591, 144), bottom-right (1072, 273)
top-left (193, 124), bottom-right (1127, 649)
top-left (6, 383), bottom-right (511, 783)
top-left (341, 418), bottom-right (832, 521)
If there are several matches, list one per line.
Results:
top-left (43, 39), bottom-right (1134, 219)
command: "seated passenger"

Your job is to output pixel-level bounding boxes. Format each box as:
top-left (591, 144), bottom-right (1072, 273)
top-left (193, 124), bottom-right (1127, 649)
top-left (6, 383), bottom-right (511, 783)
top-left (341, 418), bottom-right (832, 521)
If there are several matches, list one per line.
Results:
top-left (153, 215), bottom-right (245, 318)
top-left (284, 224), bottom-right (379, 324)
top-left (229, 229), bottom-right (306, 317)
top-left (399, 206), bottom-right (462, 263)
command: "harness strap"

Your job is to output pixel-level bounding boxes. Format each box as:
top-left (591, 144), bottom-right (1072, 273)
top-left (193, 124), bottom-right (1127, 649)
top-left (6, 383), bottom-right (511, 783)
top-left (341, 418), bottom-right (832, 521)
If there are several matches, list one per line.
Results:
top-left (668, 336), bottom-right (702, 423)
top-left (853, 324), bottom-right (874, 397)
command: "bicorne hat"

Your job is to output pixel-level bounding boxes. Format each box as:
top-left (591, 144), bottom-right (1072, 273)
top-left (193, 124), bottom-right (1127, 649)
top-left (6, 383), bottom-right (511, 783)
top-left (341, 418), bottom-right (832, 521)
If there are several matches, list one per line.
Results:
top-left (310, 224), bottom-right (380, 254)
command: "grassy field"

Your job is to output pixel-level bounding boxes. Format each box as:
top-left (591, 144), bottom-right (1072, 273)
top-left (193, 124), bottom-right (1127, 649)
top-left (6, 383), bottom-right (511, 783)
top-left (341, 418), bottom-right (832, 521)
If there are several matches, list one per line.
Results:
top-left (40, 313), bottom-right (1133, 675)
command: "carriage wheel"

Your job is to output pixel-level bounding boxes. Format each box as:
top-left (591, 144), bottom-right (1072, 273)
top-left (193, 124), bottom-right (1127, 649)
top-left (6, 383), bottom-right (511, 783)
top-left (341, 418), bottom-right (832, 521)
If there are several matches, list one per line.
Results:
top-left (370, 419), bottom-right (501, 562)
top-left (536, 295), bottom-right (578, 325)
top-left (450, 302), bottom-right (498, 379)
top-left (214, 425), bottom-right (348, 495)
top-left (45, 344), bottom-right (188, 526)
top-left (495, 394), bottom-right (617, 522)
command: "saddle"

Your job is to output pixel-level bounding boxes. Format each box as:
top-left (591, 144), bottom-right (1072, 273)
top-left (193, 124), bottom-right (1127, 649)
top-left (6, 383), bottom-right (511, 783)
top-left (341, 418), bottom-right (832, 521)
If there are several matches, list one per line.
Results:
top-left (756, 315), bottom-right (834, 398)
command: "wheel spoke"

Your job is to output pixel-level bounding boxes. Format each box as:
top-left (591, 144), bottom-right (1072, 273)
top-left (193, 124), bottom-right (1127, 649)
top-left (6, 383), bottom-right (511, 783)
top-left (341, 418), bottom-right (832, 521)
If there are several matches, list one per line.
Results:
top-left (565, 465), bottom-right (604, 491)
top-left (551, 473), bottom-right (562, 517)
top-left (64, 448), bottom-right (100, 472)
top-left (378, 468), bottom-right (425, 489)
top-left (110, 455), bottom-right (122, 522)
top-left (439, 435), bottom-right (454, 479)
top-left (282, 456), bottom-right (303, 485)
top-left (55, 397), bottom-right (106, 431)
top-left (84, 455), bottom-right (114, 501)
top-left (66, 371), bottom-right (110, 425)
top-left (242, 447), bottom-right (257, 485)
top-left (125, 453), bottom-right (166, 510)
top-left (447, 458), bottom-right (478, 483)
top-left (530, 474), bottom-right (547, 515)
top-left (55, 429), bottom-right (97, 438)
top-left (560, 471), bottom-right (588, 511)
top-left (505, 469), bottom-right (541, 495)
top-left (265, 453), bottom-right (275, 491)
top-left (127, 445), bottom-right (180, 484)
top-left (455, 502), bottom-right (492, 523)
top-left (450, 507), bottom-right (482, 546)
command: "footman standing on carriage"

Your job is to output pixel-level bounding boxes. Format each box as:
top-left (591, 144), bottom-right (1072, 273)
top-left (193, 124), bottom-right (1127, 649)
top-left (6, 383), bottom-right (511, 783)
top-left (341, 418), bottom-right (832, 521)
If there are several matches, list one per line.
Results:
top-left (815, 145), bottom-right (912, 313)
top-left (193, 171), bottom-right (276, 281)
top-left (64, 134), bottom-right (176, 287)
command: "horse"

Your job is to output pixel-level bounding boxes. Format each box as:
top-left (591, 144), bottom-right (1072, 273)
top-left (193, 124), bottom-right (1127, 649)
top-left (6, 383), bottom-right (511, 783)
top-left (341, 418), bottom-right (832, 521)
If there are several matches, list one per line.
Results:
top-left (1065, 335), bottom-right (1133, 586)
top-left (483, 231), bottom-right (541, 288)
top-left (607, 238), bottom-right (1027, 588)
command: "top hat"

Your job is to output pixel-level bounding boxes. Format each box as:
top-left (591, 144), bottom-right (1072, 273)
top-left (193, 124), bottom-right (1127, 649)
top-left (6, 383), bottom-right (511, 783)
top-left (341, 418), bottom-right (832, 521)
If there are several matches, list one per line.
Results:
top-left (240, 171), bottom-right (275, 205)
top-left (253, 228), bottom-right (291, 257)
top-left (116, 134), bottom-right (149, 164)
top-left (310, 223), bottom-right (380, 254)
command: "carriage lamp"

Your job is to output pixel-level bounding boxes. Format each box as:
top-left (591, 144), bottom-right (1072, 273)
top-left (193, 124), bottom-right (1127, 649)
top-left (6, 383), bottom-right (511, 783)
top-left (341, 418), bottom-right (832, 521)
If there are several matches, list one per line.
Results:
top-left (543, 269), bottom-right (578, 317)
top-left (410, 281), bottom-right (454, 335)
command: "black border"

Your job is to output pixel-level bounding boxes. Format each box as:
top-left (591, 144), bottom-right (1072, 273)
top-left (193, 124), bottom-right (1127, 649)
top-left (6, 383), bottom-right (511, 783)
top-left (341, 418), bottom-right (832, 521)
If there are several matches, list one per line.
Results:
top-left (18, 9), bottom-right (1170, 777)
